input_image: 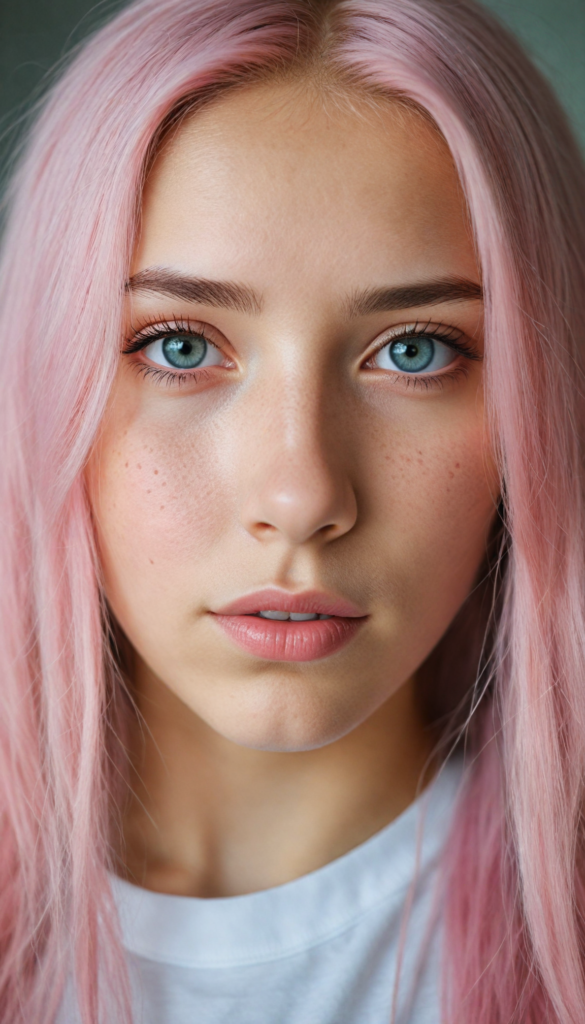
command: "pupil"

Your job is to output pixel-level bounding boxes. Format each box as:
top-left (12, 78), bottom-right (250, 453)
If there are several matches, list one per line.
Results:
top-left (162, 334), bottom-right (207, 369)
top-left (390, 336), bottom-right (434, 373)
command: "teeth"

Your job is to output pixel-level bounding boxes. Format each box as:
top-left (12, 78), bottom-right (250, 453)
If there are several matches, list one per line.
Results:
top-left (257, 611), bottom-right (332, 621)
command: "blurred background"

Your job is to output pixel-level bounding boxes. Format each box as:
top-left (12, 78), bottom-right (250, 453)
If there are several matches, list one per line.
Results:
top-left (1, 0), bottom-right (584, 175)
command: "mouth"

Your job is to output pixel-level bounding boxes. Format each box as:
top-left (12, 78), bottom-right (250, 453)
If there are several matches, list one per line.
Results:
top-left (210, 588), bottom-right (367, 662)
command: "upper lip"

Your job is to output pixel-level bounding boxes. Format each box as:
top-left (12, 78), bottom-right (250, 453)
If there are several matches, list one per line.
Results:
top-left (213, 588), bottom-right (367, 618)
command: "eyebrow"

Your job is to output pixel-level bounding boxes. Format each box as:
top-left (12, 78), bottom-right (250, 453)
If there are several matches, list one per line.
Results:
top-left (127, 268), bottom-right (262, 315)
top-left (127, 268), bottom-right (482, 317)
top-left (344, 278), bottom-right (483, 317)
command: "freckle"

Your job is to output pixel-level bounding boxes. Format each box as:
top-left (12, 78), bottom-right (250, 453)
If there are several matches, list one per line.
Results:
top-left (147, 490), bottom-right (151, 494)
top-left (154, 469), bottom-right (159, 475)
top-left (160, 505), bottom-right (165, 510)
top-left (124, 462), bottom-right (128, 468)
top-left (149, 559), bottom-right (154, 565)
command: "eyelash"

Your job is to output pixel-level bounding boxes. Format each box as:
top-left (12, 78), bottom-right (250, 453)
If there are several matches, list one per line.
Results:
top-left (123, 317), bottom-right (480, 391)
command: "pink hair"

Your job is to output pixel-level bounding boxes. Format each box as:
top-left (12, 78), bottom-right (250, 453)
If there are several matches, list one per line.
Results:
top-left (1, 0), bottom-right (584, 1020)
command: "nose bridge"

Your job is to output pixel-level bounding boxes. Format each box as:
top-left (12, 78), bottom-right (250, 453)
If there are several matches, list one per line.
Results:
top-left (239, 366), bottom-right (357, 546)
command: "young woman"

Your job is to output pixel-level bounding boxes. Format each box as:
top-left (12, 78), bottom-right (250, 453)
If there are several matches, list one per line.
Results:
top-left (1, 0), bottom-right (584, 1021)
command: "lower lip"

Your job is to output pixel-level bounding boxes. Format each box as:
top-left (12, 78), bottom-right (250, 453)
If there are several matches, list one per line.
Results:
top-left (211, 614), bottom-right (365, 662)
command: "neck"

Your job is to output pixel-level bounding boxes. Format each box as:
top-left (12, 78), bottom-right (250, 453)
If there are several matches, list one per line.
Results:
top-left (118, 663), bottom-right (435, 898)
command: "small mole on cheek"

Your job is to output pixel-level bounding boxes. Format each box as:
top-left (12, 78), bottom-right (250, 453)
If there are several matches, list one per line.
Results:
top-left (154, 469), bottom-right (159, 475)
top-left (149, 559), bottom-right (154, 565)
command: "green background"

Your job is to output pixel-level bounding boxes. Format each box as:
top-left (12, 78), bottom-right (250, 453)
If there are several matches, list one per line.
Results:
top-left (1, 0), bottom-right (584, 171)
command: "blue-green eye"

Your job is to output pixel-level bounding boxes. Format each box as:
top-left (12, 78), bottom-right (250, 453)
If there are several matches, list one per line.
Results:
top-left (373, 334), bottom-right (456, 374)
top-left (144, 333), bottom-right (223, 371)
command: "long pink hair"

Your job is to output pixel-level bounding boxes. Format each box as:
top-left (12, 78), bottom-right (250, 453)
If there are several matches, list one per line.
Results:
top-left (1, 0), bottom-right (584, 1020)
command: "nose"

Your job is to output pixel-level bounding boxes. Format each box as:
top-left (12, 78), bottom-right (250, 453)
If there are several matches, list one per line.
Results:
top-left (238, 384), bottom-right (358, 547)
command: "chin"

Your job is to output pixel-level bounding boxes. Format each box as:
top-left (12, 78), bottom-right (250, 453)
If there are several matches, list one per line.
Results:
top-left (201, 694), bottom-right (360, 753)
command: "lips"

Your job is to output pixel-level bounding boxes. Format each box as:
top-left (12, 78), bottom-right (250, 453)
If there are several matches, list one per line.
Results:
top-left (215, 588), bottom-right (364, 619)
top-left (211, 588), bottom-right (367, 662)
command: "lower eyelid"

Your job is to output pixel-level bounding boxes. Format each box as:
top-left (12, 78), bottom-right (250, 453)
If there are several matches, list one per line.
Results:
top-left (361, 360), bottom-right (471, 394)
top-left (133, 363), bottom-right (213, 388)
top-left (387, 365), bottom-right (470, 390)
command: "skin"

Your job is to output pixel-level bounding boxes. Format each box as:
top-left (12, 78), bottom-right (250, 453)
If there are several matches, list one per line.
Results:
top-left (87, 80), bottom-right (499, 898)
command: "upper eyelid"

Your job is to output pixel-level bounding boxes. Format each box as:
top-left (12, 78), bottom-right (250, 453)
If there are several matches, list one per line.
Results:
top-left (123, 318), bottom-right (225, 354)
top-left (363, 321), bottom-right (481, 365)
top-left (369, 320), bottom-right (462, 347)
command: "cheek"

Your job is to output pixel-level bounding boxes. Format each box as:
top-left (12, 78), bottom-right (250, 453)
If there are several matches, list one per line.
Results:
top-left (374, 389), bottom-right (497, 531)
top-left (88, 397), bottom-right (230, 614)
top-left (393, 432), bottom-right (495, 544)
top-left (365, 402), bottom-right (498, 629)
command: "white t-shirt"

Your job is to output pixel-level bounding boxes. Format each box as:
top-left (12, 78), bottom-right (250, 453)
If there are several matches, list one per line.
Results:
top-left (104, 760), bottom-right (462, 1024)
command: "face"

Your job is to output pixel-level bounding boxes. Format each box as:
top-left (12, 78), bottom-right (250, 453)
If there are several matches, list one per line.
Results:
top-left (88, 81), bottom-right (498, 752)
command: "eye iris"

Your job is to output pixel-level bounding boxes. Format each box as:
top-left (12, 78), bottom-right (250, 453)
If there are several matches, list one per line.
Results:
top-left (390, 337), bottom-right (434, 373)
top-left (162, 335), bottom-right (207, 369)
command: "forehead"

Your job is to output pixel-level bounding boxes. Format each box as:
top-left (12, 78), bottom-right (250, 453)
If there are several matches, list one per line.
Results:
top-left (134, 81), bottom-right (476, 290)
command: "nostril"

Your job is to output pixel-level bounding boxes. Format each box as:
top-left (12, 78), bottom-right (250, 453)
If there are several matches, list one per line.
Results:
top-left (319, 522), bottom-right (338, 536)
top-left (253, 521), bottom-right (277, 537)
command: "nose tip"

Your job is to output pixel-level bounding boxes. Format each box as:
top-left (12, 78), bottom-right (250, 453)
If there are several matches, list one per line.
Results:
top-left (241, 463), bottom-right (358, 547)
